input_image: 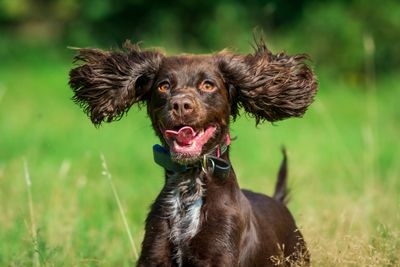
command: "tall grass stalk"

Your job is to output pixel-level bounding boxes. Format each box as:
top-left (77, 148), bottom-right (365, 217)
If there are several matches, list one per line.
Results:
top-left (23, 159), bottom-right (41, 267)
top-left (0, 85), bottom-right (5, 103)
top-left (100, 153), bottom-right (139, 261)
top-left (363, 32), bottom-right (378, 181)
top-left (314, 100), bottom-right (360, 177)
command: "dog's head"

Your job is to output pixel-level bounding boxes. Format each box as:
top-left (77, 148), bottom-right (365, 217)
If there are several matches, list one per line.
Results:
top-left (69, 40), bottom-right (317, 163)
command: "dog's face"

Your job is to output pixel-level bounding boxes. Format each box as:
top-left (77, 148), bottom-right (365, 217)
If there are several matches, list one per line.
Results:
top-left (69, 40), bottom-right (317, 163)
top-left (148, 56), bottom-right (231, 163)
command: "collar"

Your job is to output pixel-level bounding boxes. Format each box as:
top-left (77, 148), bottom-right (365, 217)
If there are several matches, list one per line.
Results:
top-left (153, 134), bottom-right (231, 179)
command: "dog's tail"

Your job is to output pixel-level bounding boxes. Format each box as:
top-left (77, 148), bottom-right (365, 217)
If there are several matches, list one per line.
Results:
top-left (273, 147), bottom-right (290, 205)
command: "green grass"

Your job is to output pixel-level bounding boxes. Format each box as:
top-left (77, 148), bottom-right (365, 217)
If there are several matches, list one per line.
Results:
top-left (0, 56), bottom-right (399, 266)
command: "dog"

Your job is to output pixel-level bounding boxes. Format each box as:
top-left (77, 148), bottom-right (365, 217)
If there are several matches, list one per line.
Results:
top-left (69, 37), bottom-right (317, 266)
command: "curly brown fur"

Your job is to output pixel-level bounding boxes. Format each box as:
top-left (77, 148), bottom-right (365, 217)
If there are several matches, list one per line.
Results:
top-left (69, 41), bottom-right (164, 125)
top-left (218, 38), bottom-right (317, 124)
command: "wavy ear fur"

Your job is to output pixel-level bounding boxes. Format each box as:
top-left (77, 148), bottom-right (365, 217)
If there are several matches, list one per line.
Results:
top-left (217, 39), bottom-right (318, 123)
top-left (69, 41), bottom-right (164, 125)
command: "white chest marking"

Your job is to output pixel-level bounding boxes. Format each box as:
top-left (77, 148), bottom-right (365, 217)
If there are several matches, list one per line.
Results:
top-left (164, 176), bottom-right (205, 266)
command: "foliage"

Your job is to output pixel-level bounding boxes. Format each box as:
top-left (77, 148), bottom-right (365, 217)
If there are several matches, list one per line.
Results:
top-left (1, 0), bottom-right (400, 79)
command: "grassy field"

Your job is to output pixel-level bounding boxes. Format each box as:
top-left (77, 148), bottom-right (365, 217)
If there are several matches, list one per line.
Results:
top-left (0, 55), bottom-right (399, 266)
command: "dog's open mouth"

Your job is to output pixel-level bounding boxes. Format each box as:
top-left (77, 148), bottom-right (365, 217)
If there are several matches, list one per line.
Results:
top-left (163, 125), bottom-right (217, 159)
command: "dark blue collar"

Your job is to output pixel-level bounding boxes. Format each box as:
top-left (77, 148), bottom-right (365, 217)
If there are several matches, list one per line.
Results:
top-left (153, 140), bottom-right (231, 179)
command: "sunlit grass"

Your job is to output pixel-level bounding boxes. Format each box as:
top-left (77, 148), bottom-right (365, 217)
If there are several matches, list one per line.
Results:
top-left (0, 59), bottom-right (399, 266)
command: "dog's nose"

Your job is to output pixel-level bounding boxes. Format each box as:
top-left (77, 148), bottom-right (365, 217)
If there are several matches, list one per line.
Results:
top-left (171, 96), bottom-right (194, 117)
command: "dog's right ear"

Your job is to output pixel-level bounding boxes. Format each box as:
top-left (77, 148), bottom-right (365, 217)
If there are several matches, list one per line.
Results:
top-left (69, 41), bottom-right (164, 126)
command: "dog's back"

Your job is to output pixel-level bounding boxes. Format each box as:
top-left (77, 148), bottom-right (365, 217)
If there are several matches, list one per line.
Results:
top-left (240, 150), bottom-right (309, 266)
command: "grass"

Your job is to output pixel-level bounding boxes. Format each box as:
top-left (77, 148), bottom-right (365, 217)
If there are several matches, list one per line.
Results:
top-left (100, 153), bottom-right (139, 261)
top-left (0, 54), bottom-right (399, 266)
top-left (22, 159), bottom-right (40, 267)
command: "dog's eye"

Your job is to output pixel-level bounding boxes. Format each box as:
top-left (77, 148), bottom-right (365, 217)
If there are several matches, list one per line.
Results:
top-left (199, 80), bottom-right (216, 92)
top-left (158, 82), bottom-right (170, 93)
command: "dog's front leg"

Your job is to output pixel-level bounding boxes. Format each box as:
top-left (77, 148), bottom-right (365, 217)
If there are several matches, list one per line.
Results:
top-left (137, 218), bottom-right (172, 267)
top-left (182, 212), bottom-right (243, 267)
top-left (137, 196), bottom-right (173, 267)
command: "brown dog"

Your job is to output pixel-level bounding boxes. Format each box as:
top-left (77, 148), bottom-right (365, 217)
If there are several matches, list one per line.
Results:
top-left (69, 38), bottom-right (317, 266)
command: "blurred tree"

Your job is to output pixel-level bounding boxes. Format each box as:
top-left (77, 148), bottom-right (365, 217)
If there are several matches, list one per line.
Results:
top-left (0, 0), bottom-right (399, 80)
top-left (285, 0), bottom-right (400, 79)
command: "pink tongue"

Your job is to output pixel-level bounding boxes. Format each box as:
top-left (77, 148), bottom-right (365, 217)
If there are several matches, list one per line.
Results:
top-left (165, 126), bottom-right (196, 145)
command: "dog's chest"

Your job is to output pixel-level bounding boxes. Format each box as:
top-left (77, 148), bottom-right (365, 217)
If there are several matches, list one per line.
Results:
top-left (164, 174), bottom-right (205, 265)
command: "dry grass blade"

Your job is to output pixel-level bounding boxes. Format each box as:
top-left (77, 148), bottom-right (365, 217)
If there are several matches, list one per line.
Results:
top-left (270, 242), bottom-right (310, 267)
top-left (23, 159), bottom-right (41, 267)
top-left (100, 153), bottom-right (139, 261)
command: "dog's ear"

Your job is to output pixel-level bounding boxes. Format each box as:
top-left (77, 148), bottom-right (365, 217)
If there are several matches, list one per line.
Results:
top-left (69, 41), bottom-right (164, 126)
top-left (217, 39), bottom-right (317, 124)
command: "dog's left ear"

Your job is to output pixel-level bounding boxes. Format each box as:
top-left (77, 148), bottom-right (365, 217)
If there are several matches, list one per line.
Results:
top-left (69, 41), bottom-right (164, 126)
top-left (217, 39), bottom-right (317, 123)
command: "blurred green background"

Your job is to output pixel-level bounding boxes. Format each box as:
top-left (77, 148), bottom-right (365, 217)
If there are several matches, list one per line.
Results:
top-left (0, 0), bottom-right (399, 266)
